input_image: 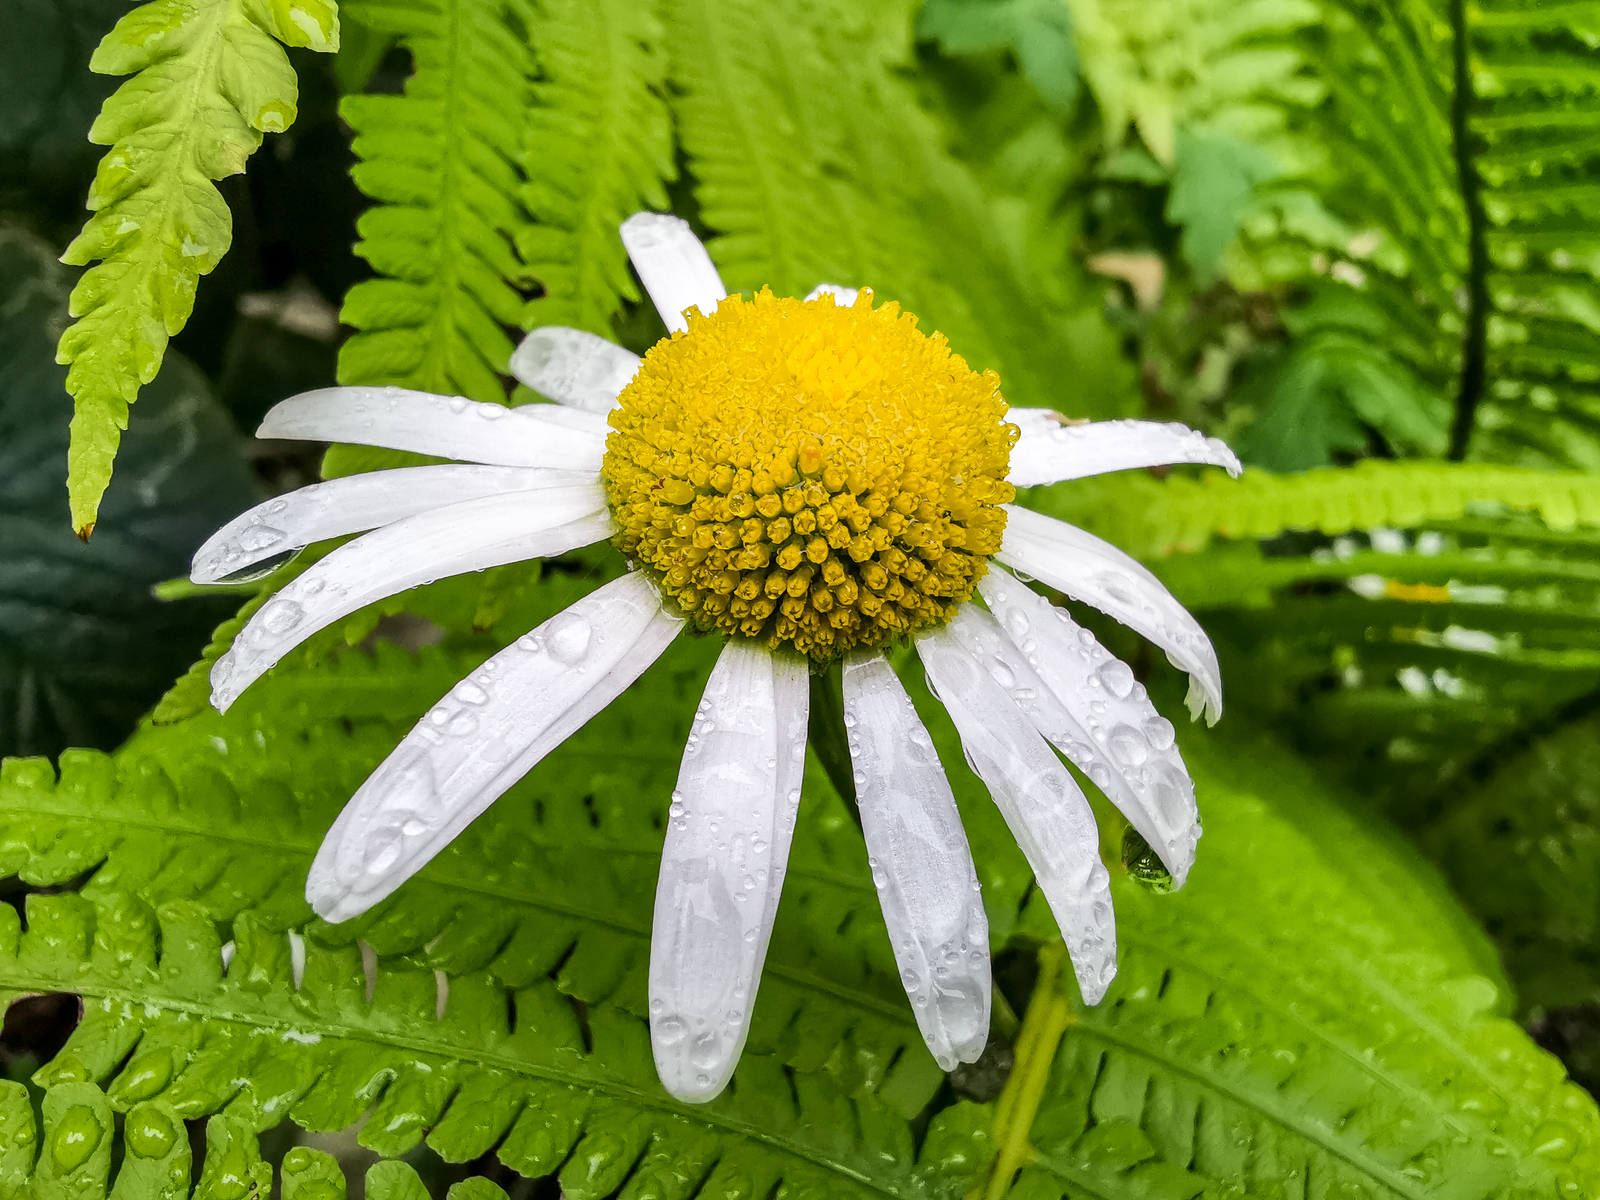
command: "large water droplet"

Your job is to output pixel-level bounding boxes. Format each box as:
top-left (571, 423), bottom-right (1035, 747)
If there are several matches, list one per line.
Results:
top-left (447, 713), bottom-right (478, 736)
top-left (544, 611), bottom-right (593, 664)
top-left (987, 657), bottom-right (1017, 690)
top-left (1143, 715), bottom-right (1176, 750)
top-left (1106, 725), bottom-right (1148, 767)
top-left (655, 1015), bottom-right (686, 1045)
top-left (238, 524), bottom-right (286, 553)
top-left (689, 1032), bottom-right (721, 1069)
top-left (1097, 659), bottom-right (1135, 699)
top-left (456, 683), bottom-right (489, 705)
top-left (365, 834), bottom-right (402, 875)
top-left (901, 967), bottom-right (921, 989)
top-left (51, 1106), bottom-right (103, 1172)
top-left (260, 599), bottom-right (304, 636)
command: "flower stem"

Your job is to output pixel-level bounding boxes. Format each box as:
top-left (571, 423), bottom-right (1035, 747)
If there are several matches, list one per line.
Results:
top-left (980, 942), bottom-right (1073, 1200)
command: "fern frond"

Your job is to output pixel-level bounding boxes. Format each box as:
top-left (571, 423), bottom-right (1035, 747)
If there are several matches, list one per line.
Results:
top-left (665, 0), bottom-right (1138, 417)
top-left (1004, 727), bottom-right (1600, 1200)
top-left (335, 0), bottom-right (534, 403)
top-left (54, 0), bottom-right (339, 538)
top-left (518, 0), bottom-right (675, 335)
top-left (0, 889), bottom-right (931, 1199)
top-left (1024, 458), bottom-right (1600, 559)
top-left (1467, 6), bottom-right (1600, 467)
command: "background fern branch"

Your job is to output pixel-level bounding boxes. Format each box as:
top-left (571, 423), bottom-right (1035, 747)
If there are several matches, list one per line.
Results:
top-left (335, 0), bottom-right (535, 404)
top-left (518, 0), bottom-right (676, 335)
top-left (53, 0), bottom-right (339, 538)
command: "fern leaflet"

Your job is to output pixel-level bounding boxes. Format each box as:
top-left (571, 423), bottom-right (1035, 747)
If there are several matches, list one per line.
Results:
top-left (335, 0), bottom-right (535, 403)
top-left (519, 0), bottom-right (675, 336)
top-left (54, 0), bottom-right (339, 538)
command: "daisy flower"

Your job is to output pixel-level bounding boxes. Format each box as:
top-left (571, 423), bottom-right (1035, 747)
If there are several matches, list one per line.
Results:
top-left (191, 213), bottom-right (1240, 1103)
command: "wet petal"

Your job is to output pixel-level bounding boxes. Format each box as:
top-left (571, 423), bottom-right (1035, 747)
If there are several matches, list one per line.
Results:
top-left (650, 641), bottom-right (810, 1103)
top-left (509, 327), bottom-right (640, 413)
top-left (916, 625), bottom-right (1117, 1003)
top-left (210, 484), bottom-right (612, 711)
top-left (306, 573), bottom-right (682, 921)
top-left (803, 283), bottom-right (860, 307)
top-left (997, 505), bottom-right (1223, 723)
top-left (191, 465), bottom-right (594, 583)
top-left (258, 386), bottom-right (607, 471)
top-left (1008, 417), bottom-right (1242, 488)
top-left (842, 650), bottom-right (990, 1070)
top-left (620, 213), bottom-right (726, 334)
top-left (969, 579), bottom-right (1201, 886)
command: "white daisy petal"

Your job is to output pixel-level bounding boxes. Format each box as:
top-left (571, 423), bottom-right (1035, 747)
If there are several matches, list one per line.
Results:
top-left (306, 572), bottom-right (682, 922)
top-left (1007, 417), bottom-right (1242, 488)
top-left (916, 626), bottom-right (1117, 1003)
top-left (842, 651), bottom-right (990, 1071)
top-left (210, 484), bottom-right (612, 711)
top-left (971, 579), bottom-right (1201, 886)
top-left (996, 505), bottom-right (1223, 723)
top-left (620, 213), bottom-right (726, 334)
top-left (509, 327), bottom-right (640, 413)
top-left (258, 386), bottom-right (608, 471)
top-left (803, 283), bottom-right (860, 307)
top-left (190, 465), bottom-right (594, 584)
top-left (650, 641), bottom-right (809, 1103)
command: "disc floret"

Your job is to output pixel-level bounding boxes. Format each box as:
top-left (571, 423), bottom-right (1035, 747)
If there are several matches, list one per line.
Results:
top-left (602, 288), bottom-right (1017, 662)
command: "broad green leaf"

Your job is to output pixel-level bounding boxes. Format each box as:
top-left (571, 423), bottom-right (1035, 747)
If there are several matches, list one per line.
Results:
top-left (53, 0), bottom-right (337, 537)
top-left (0, 228), bottom-right (259, 758)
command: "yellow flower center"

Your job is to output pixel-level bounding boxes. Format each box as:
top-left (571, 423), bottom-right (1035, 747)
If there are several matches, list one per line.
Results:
top-left (601, 288), bottom-right (1016, 663)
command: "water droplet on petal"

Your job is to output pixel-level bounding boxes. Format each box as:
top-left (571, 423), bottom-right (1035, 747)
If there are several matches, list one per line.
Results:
top-left (238, 524), bottom-right (286, 553)
top-left (260, 599), bottom-right (304, 635)
top-left (656, 1015), bottom-right (686, 1045)
top-left (1143, 715), bottom-right (1176, 750)
top-left (456, 683), bottom-right (489, 705)
top-left (1098, 659), bottom-right (1136, 699)
top-left (1107, 725), bottom-right (1149, 766)
top-left (544, 611), bottom-right (593, 665)
top-left (689, 1032), bottom-right (721, 1069)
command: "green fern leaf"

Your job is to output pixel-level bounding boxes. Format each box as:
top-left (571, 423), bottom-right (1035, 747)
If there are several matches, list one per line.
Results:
top-left (54, 0), bottom-right (339, 538)
top-left (335, 0), bottom-right (535, 403)
top-left (988, 725), bottom-right (1600, 1199)
top-left (7, 646), bottom-right (1600, 1195)
top-left (1024, 458), bottom-right (1600, 560)
top-left (666, 0), bottom-right (1137, 417)
top-left (518, 0), bottom-right (676, 335)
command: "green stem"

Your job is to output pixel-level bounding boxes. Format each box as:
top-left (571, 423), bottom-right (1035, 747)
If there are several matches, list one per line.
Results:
top-left (980, 942), bottom-right (1073, 1200)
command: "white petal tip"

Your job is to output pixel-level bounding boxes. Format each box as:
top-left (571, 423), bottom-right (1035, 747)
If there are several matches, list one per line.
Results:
top-left (653, 1028), bottom-right (736, 1104)
top-left (1075, 963), bottom-right (1116, 1006)
top-left (1184, 677), bottom-right (1222, 725)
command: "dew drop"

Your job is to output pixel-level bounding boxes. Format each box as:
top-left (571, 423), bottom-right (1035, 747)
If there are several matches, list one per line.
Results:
top-left (689, 1032), bottom-right (721, 1069)
top-left (237, 524), bottom-right (286, 553)
top-left (901, 967), bottom-right (921, 989)
top-left (448, 396), bottom-right (468, 413)
top-left (544, 612), bottom-right (593, 664)
top-left (1143, 715), bottom-right (1176, 750)
top-left (365, 836), bottom-right (402, 875)
top-left (987, 657), bottom-right (1017, 690)
top-left (260, 599), bottom-right (304, 635)
top-left (1097, 658), bottom-right (1136, 699)
top-left (655, 1016), bottom-right (686, 1045)
top-left (447, 714), bottom-right (478, 736)
top-left (1106, 725), bottom-right (1149, 767)
top-left (456, 683), bottom-right (489, 705)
